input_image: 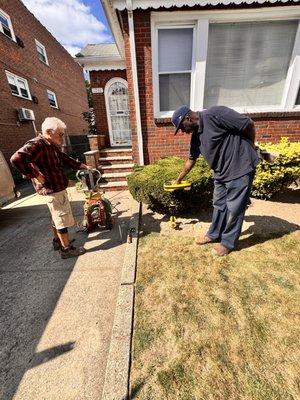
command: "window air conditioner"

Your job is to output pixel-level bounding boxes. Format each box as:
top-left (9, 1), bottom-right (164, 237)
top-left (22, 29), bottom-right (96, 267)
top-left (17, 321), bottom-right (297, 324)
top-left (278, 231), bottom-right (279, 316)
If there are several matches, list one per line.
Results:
top-left (18, 108), bottom-right (35, 121)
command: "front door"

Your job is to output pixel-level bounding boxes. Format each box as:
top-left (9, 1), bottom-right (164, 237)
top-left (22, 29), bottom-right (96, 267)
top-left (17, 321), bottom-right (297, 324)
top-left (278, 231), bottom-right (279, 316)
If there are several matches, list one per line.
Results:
top-left (105, 79), bottom-right (131, 146)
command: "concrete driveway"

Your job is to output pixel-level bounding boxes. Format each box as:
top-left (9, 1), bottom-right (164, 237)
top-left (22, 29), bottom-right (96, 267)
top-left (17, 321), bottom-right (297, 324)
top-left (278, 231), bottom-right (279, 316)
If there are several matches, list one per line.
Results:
top-left (0, 186), bottom-right (134, 400)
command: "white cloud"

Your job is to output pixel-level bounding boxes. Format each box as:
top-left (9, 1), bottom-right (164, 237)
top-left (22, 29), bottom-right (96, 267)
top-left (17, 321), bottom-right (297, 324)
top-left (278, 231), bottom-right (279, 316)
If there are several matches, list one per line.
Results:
top-left (22, 0), bottom-right (112, 56)
top-left (63, 45), bottom-right (82, 57)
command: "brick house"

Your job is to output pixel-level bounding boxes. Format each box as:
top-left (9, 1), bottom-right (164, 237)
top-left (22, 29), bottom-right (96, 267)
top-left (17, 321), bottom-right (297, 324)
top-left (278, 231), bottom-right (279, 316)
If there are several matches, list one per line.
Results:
top-left (0, 0), bottom-right (89, 165)
top-left (76, 0), bottom-right (300, 189)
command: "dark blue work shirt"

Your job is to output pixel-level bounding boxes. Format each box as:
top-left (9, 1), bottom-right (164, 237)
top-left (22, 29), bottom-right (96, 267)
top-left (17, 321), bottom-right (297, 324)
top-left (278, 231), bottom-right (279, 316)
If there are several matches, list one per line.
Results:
top-left (189, 106), bottom-right (259, 182)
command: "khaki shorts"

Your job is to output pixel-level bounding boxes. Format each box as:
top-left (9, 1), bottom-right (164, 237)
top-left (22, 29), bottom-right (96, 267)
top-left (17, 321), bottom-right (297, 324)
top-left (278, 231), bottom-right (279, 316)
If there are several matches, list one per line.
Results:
top-left (45, 190), bottom-right (75, 229)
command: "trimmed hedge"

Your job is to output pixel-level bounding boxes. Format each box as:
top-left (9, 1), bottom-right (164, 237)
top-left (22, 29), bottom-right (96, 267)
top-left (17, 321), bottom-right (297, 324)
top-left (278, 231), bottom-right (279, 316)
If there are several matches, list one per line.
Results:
top-left (127, 138), bottom-right (300, 214)
top-left (127, 157), bottom-right (213, 214)
top-left (252, 138), bottom-right (300, 199)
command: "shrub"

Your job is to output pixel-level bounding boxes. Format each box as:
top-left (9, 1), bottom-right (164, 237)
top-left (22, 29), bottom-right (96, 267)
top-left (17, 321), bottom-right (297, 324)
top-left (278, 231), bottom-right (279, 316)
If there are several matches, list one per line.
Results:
top-left (127, 156), bottom-right (213, 214)
top-left (127, 138), bottom-right (300, 213)
top-left (252, 138), bottom-right (300, 199)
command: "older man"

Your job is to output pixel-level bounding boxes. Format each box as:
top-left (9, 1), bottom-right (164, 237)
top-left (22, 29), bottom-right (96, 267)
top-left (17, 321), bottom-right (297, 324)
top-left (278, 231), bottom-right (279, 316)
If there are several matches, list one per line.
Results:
top-left (11, 117), bottom-right (90, 259)
top-left (172, 105), bottom-right (259, 256)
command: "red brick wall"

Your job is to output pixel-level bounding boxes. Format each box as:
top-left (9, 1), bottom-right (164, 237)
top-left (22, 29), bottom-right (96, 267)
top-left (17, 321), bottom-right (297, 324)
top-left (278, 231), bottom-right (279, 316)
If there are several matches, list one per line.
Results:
top-left (0, 0), bottom-right (88, 162)
top-left (251, 114), bottom-right (300, 142)
top-left (121, 3), bottom-right (300, 164)
top-left (89, 69), bottom-right (127, 147)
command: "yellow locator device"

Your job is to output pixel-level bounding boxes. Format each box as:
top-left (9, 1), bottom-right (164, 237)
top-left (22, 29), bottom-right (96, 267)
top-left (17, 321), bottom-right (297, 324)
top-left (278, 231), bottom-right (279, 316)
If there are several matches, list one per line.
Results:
top-left (163, 180), bottom-right (191, 192)
top-left (163, 180), bottom-right (191, 228)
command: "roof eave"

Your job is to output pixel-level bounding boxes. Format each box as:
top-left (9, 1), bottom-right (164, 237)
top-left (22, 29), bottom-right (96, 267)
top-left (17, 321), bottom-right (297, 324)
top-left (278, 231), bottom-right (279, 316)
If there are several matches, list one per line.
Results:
top-left (112, 0), bottom-right (299, 10)
top-left (74, 57), bottom-right (126, 71)
top-left (101, 0), bottom-right (125, 58)
top-left (75, 55), bottom-right (123, 62)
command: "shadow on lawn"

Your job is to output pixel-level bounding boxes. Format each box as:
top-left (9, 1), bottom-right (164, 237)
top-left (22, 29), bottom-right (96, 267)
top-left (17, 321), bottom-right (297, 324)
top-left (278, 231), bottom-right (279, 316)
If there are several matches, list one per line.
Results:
top-left (128, 380), bottom-right (145, 399)
top-left (139, 206), bottom-right (299, 252)
top-left (139, 207), bottom-right (213, 237)
top-left (237, 215), bottom-right (299, 250)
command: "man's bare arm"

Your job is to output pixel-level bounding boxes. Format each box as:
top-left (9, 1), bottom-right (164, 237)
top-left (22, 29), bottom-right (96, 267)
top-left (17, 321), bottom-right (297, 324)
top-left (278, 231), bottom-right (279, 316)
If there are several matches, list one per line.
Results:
top-left (176, 159), bottom-right (196, 183)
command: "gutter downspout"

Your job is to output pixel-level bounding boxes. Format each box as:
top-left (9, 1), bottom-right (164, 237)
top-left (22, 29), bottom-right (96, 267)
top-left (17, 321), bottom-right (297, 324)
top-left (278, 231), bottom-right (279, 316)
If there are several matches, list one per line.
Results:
top-left (126, 0), bottom-right (144, 165)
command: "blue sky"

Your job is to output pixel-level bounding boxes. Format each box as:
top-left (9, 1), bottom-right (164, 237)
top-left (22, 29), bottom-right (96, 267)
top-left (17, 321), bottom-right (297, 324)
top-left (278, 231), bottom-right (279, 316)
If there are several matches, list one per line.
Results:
top-left (22, 0), bottom-right (113, 56)
top-left (87, 0), bottom-right (110, 28)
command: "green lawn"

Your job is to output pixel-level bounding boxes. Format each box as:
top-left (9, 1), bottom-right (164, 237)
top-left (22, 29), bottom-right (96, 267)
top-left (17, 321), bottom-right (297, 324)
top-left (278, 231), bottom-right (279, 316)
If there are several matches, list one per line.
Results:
top-left (130, 230), bottom-right (300, 400)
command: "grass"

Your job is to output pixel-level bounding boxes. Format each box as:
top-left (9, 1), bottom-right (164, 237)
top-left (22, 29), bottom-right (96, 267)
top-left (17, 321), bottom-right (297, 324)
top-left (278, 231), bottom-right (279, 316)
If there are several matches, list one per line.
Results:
top-left (130, 230), bottom-right (300, 400)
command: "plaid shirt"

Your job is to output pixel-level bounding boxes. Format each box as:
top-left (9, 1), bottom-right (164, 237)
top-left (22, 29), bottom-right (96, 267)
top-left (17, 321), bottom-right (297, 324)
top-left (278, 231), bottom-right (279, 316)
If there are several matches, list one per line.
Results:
top-left (10, 135), bottom-right (81, 195)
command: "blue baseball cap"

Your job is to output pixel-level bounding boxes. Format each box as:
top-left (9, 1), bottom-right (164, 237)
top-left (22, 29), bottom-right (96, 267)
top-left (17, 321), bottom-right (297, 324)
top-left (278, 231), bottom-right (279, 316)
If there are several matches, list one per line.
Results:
top-left (172, 105), bottom-right (190, 135)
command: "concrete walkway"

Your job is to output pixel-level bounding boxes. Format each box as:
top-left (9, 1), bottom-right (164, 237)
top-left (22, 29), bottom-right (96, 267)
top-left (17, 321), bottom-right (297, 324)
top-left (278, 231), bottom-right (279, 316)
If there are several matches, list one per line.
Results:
top-left (0, 186), bottom-right (134, 400)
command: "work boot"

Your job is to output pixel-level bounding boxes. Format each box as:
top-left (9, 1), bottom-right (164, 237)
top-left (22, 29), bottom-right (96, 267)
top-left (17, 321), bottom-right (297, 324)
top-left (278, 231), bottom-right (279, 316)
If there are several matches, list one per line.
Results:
top-left (211, 244), bottom-right (231, 257)
top-left (53, 238), bottom-right (75, 251)
top-left (195, 235), bottom-right (214, 245)
top-left (60, 245), bottom-right (86, 259)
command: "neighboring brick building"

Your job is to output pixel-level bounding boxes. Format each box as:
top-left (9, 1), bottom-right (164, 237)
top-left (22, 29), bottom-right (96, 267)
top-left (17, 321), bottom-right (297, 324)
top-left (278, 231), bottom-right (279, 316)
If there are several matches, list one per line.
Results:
top-left (77, 1), bottom-right (300, 170)
top-left (0, 0), bottom-right (89, 163)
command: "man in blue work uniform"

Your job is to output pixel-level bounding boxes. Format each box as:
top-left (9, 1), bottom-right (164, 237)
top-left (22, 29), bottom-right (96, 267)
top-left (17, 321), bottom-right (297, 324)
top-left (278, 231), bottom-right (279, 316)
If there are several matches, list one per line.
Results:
top-left (172, 105), bottom-right (259, 256)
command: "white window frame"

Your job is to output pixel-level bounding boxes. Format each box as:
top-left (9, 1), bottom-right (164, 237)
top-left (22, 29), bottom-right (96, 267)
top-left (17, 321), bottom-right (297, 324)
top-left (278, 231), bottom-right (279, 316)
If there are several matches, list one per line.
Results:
top-left (0, 8), bottom-right (16, 42)
top-left (35, 39), bottom-right (49, 65)
top-left (151, 6), bottom-right (300, 118)
top-left (5, 71), bottom-right (32, 100)
top-left (47, 89), bottom-right (58, 108)
top-left (155, 25), bottom-right (195, 114)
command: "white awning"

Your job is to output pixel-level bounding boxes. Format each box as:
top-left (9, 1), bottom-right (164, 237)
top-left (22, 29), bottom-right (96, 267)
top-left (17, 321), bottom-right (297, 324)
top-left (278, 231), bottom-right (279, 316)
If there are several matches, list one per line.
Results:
top-left (113, 0), bottom-right (298, 10)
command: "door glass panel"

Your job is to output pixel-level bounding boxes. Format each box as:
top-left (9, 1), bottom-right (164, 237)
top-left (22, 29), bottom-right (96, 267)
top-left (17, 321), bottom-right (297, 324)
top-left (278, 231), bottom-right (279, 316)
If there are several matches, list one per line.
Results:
top-left (107, 81), bottom-right (131, 145)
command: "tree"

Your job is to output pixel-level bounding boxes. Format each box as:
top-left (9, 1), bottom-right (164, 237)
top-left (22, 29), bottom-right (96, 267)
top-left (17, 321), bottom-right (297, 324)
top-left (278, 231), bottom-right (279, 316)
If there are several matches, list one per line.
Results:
top-left (83, 80), bottom-right (97, 134)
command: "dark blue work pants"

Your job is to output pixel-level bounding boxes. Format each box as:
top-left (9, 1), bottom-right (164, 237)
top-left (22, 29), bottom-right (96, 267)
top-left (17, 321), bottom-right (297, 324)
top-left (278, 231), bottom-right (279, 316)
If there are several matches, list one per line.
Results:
top-left (206, 171), bottom-right (255, 250)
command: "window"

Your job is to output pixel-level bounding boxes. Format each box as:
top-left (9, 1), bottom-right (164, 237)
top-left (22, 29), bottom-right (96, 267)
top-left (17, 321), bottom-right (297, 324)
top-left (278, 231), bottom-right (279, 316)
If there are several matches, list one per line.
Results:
top-left (204, 21), bottom-right (298, 108)
top-left (0, 8), bottom-right (15, 41)
top-left (35, 39), bottom-right (49, 65)
top-left (47, 90), bottom-right (58, 108)
top-left (152, 9), bottom-right (300, 117)
top-left (158, 28), bottom-right (193, 111)
top-left (5, 71), bottom-right (31, 100)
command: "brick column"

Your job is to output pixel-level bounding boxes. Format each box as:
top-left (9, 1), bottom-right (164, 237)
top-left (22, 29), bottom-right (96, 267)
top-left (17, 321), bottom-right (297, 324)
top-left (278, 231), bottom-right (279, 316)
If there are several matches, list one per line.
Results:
top-left (87, 135), bottom-right (101, 151)
top-left (84, 150), bottom-right (99, 168)
top-left (87, 134), bottom-right (107, 151)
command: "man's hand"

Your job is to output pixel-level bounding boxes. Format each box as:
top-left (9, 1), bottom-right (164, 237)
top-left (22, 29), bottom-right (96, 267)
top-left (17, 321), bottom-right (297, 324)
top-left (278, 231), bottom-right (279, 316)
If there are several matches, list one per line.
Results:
top-left (80, 163), bottom-right (93, 170)
top-left (35, 173), bottom-right (45, 185)
top-left (176, 159), bottom-right (196, 183)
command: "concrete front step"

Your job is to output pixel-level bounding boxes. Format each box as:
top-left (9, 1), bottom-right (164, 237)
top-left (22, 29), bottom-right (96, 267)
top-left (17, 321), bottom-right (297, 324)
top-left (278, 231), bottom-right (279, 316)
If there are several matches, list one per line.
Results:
top-left (99, 156), bottom-right (133, 165)
top-left (99, 181), bottom-right (128, 191)
top-left (100, 163), bottom-right (134, 174)
top-left (98, 148), bottom-right (133, 191)
top-left (100, 148), bottom-right (132, 158)
top-left (100, 163), bottom-right (134, 170)
top-left (102, 172), bottom-right (131, 178)
top-left (101, 172), bottom-right (131, 182)
top-left (100, 147), bottom-right (132, 153)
